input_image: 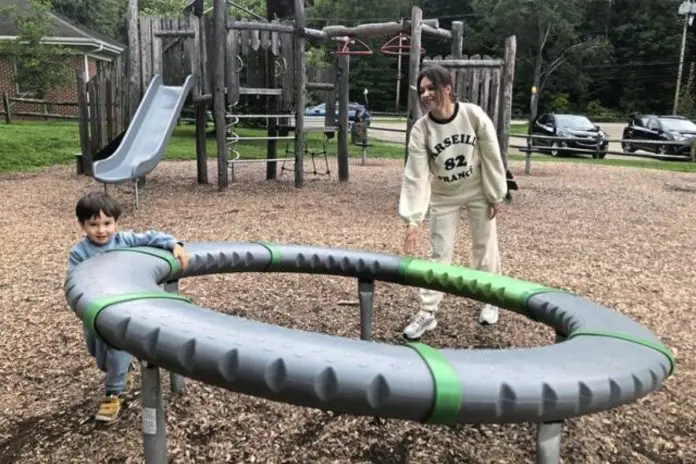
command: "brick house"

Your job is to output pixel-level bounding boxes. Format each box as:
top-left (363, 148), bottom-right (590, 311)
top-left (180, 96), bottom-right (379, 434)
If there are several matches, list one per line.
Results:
top-left (0, 0), bottom-right (125, 119)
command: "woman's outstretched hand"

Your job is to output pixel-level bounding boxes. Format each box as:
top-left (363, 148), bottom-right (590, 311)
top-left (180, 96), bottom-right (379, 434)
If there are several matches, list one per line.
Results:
top-left (403, 226), bottom-right (419, 255)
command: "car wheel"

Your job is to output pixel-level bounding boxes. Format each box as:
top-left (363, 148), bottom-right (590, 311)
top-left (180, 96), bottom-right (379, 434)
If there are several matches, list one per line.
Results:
top-left (657, 145), bottom-right (668, 155)
top-left (621, 141), bottom-right (635, 153)
top-left (549, 141), bottom-right (561, 157)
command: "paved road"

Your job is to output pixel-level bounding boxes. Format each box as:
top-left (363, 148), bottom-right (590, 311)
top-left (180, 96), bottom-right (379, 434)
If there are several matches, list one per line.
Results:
top-left (365, 118), bottom-right (681, 163)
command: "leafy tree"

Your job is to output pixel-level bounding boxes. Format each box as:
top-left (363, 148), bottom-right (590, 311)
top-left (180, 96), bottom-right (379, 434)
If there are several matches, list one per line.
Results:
top-left (601, 0), bottom-right (688, 115)
top-left (0, 0), bottom-right (71, 97)
top-left (468, 0), bottom-right (609, 121)
top-left (141, 0), bottom-right (189, 15)
top-left (49, 0), bottom-right (126, 40)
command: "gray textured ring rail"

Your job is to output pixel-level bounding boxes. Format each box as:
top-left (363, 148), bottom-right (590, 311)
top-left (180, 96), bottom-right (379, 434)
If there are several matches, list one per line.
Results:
top-left (64, 242), bottom-right (674, 427)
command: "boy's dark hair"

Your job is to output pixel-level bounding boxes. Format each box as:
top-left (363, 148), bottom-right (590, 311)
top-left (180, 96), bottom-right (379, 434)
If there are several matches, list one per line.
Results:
top-left (75, 191), bottom-right (122, 223)
top-left (417, 64), bottom-right (456, 102)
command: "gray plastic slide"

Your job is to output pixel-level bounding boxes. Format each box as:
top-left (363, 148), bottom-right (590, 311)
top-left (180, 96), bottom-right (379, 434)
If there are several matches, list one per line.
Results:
top-left (64, 242), bottom-right (675, 425)
top-left (92, 74), bottom-right (195, 184)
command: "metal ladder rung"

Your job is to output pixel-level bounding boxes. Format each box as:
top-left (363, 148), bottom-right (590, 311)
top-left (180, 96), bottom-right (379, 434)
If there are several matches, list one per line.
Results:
top-left (227, 136), bottom-right (296, 141)
top-left (227, 157), bottom-right (295, 164)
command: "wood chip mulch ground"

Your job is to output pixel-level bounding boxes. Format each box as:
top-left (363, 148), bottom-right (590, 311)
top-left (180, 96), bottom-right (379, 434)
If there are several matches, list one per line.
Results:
top-left (0, 157), bottom-right (694, 463)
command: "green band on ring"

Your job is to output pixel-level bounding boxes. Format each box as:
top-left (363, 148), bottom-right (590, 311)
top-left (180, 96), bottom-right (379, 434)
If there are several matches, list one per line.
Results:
top-left (400, 258), bottom-right (553, 314)
top-left (397, 256), bottom-right (413, 278)
top-left (567, 329), bottom-right (676, 376)
top-left (106, 247), bottom-right (181, 277)
top-left (406, 341), bottom-right (462, 424)
top-left (253, 241), bottom-right (281, 268)
top-left (83, 292), bottom-right (192, 334)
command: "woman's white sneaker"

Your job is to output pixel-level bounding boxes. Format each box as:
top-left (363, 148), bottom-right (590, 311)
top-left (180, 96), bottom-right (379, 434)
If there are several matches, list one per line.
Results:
top-left (478, 304), bottom-right (499, 325)
top-left (403, 310), bottom-right (437, 339)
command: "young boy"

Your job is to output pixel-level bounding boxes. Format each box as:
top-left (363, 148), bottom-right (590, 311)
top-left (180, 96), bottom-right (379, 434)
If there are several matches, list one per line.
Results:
top-left (67, 191), bottom-right (189, 422)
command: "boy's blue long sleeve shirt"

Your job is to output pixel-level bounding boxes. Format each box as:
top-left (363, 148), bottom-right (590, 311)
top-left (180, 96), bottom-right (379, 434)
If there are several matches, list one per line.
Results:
top-left (67, 230), bottom-right (179, 272)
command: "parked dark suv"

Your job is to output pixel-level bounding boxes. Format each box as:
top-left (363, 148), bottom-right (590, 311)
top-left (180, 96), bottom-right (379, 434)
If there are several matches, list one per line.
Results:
top-left (530, 113), bottom-right (608, 158)
top-left (621, 114), bottom-right (696, 157)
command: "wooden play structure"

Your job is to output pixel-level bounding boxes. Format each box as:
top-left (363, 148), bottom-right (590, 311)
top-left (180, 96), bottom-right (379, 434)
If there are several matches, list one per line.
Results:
top-left (76, 0), bottom-right (516, 190)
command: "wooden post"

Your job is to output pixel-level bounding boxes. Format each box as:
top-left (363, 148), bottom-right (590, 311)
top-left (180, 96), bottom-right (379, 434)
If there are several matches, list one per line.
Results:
top-left (395, 19), bottom-right (404, 112)
top-left (265, 36), bottom-right (278, 180)
top-left (337, 53), bottom-right (350, 181)
top-left (321, 19), bottom-right (439, 39)
top-left (194, 0), bottom-right (208, 184)
top-left (76, 70), bottom-right (93, 176)
top-left (2, 92), bottom-right (11, 124)
top-left (450, 21), bottom-right (463, 96)
top-left (198, 1), bottom-right (209, 96)
top-left (195, 103), bottom-right (208, 184)
top-left (224, 25), bottom-right (238, 182)
top-left (498, 35), bottom-right (517, 173)
top-left (127, 0), bottom-right (140, 120)
top-left (451, 21), bottom-right (463, 59)
top-left (213, 0), bottom-right (229, 189)
top-left (404, 6), bottom-right (423, 162)
top-left (294, 0), bottom-right (306, 188)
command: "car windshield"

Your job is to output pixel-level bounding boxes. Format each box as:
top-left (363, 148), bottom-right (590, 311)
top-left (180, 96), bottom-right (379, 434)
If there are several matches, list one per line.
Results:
top-left (659, 118), bottom-right (696, 132)
top-left (556, 115), bottom-right (595, 130)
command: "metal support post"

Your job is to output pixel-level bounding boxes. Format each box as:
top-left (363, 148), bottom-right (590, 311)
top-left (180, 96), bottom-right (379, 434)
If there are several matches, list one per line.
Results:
top-left (534, 331), bottom-right (566, 463)
top-left (358, 278), bottom-right (374, 341)
top-left (141, 361), bottom-right (167, 463)
top-left (535, 421), bottom-right (563, 464)
top-left (134, 179), bottom-right (139, 210)
top-left (164, 280), bottom-right (186, 394)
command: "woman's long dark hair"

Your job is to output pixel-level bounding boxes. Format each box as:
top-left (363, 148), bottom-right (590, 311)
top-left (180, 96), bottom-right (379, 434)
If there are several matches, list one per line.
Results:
top-left (416, 64), bottom-right (457, 105)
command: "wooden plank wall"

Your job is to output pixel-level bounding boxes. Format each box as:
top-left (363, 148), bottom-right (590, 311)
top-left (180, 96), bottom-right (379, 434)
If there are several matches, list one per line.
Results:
top-left (82, 55), bottom-right (129, 156)
top-left (141, 16), bottom-right (199, 90)
top-left (213, 17), bottom-right (295, 110)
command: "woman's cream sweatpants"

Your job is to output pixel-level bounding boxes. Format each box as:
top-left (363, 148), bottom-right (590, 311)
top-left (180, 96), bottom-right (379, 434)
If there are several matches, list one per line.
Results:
top-left (420, 184), bottom-right (501, 313)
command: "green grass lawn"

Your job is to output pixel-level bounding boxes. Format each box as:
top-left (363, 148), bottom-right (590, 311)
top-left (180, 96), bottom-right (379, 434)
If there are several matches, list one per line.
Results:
top-left (1, 120), bottom-right (695, 174)
top-left (510, 123), bottom-right (527, 134)
top-left (0, 120), bottom-right (405, 173)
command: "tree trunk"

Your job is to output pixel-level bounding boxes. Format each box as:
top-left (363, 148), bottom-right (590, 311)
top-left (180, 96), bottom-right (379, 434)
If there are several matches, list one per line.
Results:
top-left (528, 54), bottom-right (543, 128)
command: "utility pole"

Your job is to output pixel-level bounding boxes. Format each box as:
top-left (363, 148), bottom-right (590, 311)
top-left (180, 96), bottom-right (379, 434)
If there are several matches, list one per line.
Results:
top-left (674, 0), bottom-right (695, 114)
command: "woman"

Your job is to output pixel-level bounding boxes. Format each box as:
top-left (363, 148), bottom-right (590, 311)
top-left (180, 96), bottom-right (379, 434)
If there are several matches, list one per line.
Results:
top-left (399, 64), bottom-right (509, 340)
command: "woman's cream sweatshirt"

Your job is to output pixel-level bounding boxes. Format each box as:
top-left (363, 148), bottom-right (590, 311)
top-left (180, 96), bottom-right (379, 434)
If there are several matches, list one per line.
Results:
top-left (399, 101), bottom-right (508, 227)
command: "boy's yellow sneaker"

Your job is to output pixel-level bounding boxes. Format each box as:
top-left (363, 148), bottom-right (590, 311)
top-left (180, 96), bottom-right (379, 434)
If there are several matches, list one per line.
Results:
top-left (95, 395), bottom-right (122, 423)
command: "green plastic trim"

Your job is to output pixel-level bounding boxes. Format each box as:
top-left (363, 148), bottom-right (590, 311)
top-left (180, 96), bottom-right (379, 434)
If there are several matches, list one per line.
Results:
top-left (253, 241), bottom-right (282, 268)
top-left (397, 256), bottom-right (413, 278)
top-left (567, 329), bottom-right (676, 376)
top-left (406, 342), bottom-right (462, 424)
top-left (83, 291), bottom-right (192, 334)
top-left (402, 258), bottom-right (553, 313)
top-left (106, 247), bottom-right (181, 277)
